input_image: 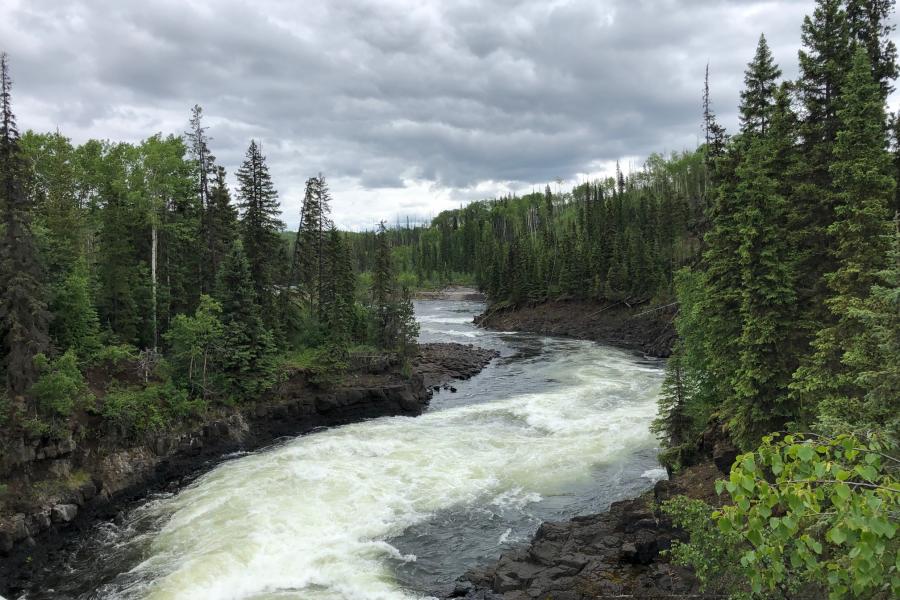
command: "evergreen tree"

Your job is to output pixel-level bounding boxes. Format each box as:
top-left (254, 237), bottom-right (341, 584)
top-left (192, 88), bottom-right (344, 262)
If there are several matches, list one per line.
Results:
top-left (235, 140), bottom-right (284, 321)
top-left (0, 54), bottom-right (51, 401)
top-left (792, 48), bottom-right (895, 432)
top-left (728, 87), bottom-right (800, 449)
top-left (214, 241), bottom-right (276, 400)
top-left (50, 259), bottom-right (101, 357)
top-left (323, 226), bottom-right (356, 345)
top-left (292, 174), bottom-right (332, 315)
top-left (845, 0), bottom-right (899, 99)
top-left (206, 166), bottom-right (238, 284)
top-left (371, 221), bottom-right (394, 347)
top-left (739, 34), bottom-right (783, 136)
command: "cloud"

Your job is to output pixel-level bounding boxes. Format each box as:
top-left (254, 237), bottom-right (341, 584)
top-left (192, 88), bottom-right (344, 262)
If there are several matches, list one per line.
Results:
top-left (0, 0), bottom-right (890, 229)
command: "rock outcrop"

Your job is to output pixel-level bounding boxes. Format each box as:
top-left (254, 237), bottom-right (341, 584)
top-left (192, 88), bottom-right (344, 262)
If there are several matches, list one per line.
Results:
top-left (449, 463), bottom-right (723, 600)
top-left (414, 343), bottom-right (500, 390)
top-left (476, 300), bottom-right (676, 358)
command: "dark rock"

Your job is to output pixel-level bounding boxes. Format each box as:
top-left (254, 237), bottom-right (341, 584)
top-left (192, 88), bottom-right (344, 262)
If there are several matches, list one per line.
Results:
top-left (713, 439), bottom-right (740, 474)
top-left (50, 504), bottom-right (78, 523)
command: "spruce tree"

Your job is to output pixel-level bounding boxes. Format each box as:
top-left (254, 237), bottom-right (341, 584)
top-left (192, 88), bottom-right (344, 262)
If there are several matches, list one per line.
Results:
top-left (235, 140), bottom-right (284, 321)
top-left (207, 166), bottom-right (238, 283)
top-left (292, 174), bottom-right (332, 315)
top-left (845, 0), bottom-right (899, 99)
top-left (323, 226), bottom-right (356, 345)
top-left (371, 221), bottom-right (394, 347)
top-left (739, 34), bottom-right (782, 136)
top-left (214, 240), bottom-right (275, 400)
top-left (0, 54), bottom-right (51, 402)
top-left (728, 87), bottom-right (800, 449)
top-left (792, 48), bottom-right (895, 431)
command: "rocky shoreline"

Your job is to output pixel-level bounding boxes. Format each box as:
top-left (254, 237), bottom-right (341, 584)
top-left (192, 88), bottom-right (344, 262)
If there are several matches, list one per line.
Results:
top-left (0, 342), bottom-right (497, 598)
top-left (449, 463), bottom-right (724, 600)
top-left (476, 299), bottom-right (677, 358)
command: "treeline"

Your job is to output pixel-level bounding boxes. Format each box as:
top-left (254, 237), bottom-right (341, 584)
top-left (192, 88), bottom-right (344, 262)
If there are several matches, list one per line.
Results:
top-left (348, 151), bottom-right (706, 303)
top-left (0, 57), bottom-right (416, 439)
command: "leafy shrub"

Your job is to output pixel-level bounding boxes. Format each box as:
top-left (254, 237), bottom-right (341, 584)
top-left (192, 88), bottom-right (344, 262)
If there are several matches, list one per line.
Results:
top-left (30, 350), bottom-right (93, 418)
top-left (662, 495), bottom-right (745, 596)
top-left (90, 343), bottom-right (138, 372)
top-left (101, 382), bottom-right (206, 437)
top-left (667, 433), bottom-right (899, 599)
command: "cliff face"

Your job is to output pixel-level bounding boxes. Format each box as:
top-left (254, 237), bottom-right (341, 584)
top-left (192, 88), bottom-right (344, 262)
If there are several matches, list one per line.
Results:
top-left (0, 342), bottom-right (497, 597)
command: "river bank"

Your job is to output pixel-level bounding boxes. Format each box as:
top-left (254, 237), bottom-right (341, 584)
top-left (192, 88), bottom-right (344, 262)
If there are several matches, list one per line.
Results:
top-left (448, 462), bottom-right (724, 599)
top-left (476, 299), bottom-right (677, 358)
top-left (0, 342), bottom-right (497, 598)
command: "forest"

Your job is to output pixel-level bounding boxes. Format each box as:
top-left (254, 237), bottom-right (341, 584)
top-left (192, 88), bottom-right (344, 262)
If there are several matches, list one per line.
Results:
top-left (0, 61), bottom-right (418, 440)
top-left (1, 0), bottom-right (899, 597)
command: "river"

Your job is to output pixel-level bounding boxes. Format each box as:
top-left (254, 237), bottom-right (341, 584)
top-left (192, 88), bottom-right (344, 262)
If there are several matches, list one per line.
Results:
top-left (41, 299), bottom-right (666, 600)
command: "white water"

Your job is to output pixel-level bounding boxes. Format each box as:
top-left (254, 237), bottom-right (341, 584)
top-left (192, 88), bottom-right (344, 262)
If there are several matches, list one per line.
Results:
top-left (62, 300), bottom-right (665, 600)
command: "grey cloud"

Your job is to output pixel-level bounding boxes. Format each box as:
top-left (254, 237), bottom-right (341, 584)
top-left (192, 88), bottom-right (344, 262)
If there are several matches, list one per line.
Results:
top-left (0, 0), bottom-right (887, 229)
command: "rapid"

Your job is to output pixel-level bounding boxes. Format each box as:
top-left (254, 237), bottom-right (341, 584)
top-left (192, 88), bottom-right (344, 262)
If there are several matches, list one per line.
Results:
top-left (43, 299), bottom-right (666, 600)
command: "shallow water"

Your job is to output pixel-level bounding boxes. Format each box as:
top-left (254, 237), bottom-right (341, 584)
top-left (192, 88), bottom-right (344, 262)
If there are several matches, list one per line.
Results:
top-left (40, 300), bottom-right (665, 600)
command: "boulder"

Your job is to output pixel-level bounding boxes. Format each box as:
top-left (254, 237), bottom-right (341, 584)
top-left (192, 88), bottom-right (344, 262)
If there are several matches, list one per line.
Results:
top-left (51, 503), bottom-right (78, 523)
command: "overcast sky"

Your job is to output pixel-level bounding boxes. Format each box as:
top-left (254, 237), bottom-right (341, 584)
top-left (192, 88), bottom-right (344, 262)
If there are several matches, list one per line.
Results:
top-left (1, 0), bottom-right (898, 230)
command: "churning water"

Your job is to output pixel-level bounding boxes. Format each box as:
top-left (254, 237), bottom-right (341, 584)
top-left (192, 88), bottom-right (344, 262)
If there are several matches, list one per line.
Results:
top-left (40, 300), bottom-right (665, 600)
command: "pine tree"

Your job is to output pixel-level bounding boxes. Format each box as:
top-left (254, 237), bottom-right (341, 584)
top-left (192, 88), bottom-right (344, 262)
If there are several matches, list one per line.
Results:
top-left (845, 0), bottom-right (899, 99)
top-left (0, 54), bottom-right (51, 402)
top-left (235, 140), bottom-right (284, 321)
top-left (323, 226), bottom-right (356, 345)
top-left (371, 221), bottom-right (394, 347)
top-left (739, 34), bottom-right (783, 136)
top-left (792, 48), bottom-right (895, 431)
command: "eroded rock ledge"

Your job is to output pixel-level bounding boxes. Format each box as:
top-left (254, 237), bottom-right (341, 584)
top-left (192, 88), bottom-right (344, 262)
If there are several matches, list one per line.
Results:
top-left (476, 300), bottom-right (677, 358)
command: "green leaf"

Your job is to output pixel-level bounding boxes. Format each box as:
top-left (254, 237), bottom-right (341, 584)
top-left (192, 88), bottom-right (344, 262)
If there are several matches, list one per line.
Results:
top-left (797, 445), bottom-right (815, 462)
top-left (829, 527), bottom-right (847, 545)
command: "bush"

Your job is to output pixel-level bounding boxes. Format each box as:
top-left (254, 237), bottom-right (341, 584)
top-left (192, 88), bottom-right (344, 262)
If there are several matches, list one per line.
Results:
top-left (30, 350), bottom-right (93, 419)
top-left (667, 433), bottom-right (899, 599)
top-left (101, 382), bottom-right (206, 437)
top-left (90, 343), bottom-right (138, 370)
top-left (661, 495), bottom-right (745, 596)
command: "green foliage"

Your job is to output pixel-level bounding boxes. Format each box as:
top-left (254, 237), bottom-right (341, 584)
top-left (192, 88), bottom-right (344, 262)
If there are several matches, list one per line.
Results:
top-left (50, 259), bottom-right (101, 356)
top-left (163, 295), bottom-right (224, 398)
top-left (90, 343), bottom-right (138, 366)
top-left (662, 496), bottom-right (745, 596)
top-left (688, 433), bottom-right (899, 599)
top-left (101, 382), bottom-right (205, 437)
top-left (29, 350), bottom-right (93, 419)
top-left (214, 241), bottom-right (277, 402)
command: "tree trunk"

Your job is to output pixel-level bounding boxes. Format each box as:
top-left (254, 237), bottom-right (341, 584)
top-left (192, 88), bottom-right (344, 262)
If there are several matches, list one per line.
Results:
top-left (151, 221), bottom-right (158, 350)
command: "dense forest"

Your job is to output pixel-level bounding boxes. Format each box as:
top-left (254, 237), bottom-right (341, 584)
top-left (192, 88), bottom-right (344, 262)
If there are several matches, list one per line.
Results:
top-left (346, 151), bottom-right (704, 304)
top-left (0, 56), bottom-right (418, 440)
